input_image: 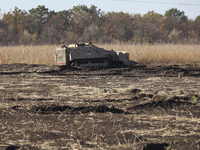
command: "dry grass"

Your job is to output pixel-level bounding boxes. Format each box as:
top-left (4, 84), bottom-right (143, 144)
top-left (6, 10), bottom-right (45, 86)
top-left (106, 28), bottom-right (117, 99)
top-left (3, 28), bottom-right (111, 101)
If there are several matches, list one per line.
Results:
top-left (0, 44), bottom-right (200, 65)
top-left (0, 45), bottom-right (58, 65)
top-left (98, 44), bottom-right (200, 66)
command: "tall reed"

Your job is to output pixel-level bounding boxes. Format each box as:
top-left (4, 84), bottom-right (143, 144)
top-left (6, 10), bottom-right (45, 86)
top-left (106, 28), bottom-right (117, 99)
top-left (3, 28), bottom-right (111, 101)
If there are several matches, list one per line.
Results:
top-left (0, 45), bottom-right (58, 65)
top-left (0, 44), bottom-right (200, 65)
top-left (98, 44), bottom-right (200, 65)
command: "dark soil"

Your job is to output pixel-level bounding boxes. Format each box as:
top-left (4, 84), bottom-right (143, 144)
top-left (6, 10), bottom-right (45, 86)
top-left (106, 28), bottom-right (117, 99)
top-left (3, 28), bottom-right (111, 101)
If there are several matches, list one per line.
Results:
top-left (1, 64), bottom-right (200, 149)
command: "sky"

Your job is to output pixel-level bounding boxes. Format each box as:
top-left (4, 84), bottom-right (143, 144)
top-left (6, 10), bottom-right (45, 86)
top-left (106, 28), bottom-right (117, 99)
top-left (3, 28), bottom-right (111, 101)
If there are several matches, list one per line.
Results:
top-left (0, 0), bottom-right (200, 20)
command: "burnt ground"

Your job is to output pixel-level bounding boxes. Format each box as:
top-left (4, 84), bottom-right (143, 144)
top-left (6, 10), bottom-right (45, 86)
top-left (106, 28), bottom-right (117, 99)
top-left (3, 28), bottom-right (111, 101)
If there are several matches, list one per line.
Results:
top-left (1, 64), bottom-right (200, 149)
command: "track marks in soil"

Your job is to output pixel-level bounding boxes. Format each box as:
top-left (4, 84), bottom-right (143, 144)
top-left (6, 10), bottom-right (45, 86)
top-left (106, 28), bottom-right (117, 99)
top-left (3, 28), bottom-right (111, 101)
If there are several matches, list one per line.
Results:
top-left (29, 104), bottom-right (128, 114)
top-left (127, 96), bottom-right (200, 113)
top-left (6, 97), bottom-right (54, 101)
top-left (143, 143), bottom-right (169, 150)
top-left (5, 145), bottom-right (21, 150)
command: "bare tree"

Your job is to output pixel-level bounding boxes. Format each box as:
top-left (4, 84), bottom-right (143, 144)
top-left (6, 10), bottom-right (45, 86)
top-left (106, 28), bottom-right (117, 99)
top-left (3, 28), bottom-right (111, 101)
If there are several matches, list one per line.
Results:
top-left (168, 28), bottom-right (182, 44)
top-left (83, 24), bottom-right (99, 42)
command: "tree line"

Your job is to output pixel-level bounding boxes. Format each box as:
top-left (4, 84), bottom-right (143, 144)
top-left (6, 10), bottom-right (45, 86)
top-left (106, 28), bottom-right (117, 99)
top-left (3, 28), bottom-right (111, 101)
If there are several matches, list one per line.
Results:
top-left (0, 5), bottom-right (200, 45)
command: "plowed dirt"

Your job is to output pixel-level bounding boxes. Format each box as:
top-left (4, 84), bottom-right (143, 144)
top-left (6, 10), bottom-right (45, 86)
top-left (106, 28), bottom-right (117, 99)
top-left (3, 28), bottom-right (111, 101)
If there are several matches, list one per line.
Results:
top-left (1, 64), bottom-right (200, 149)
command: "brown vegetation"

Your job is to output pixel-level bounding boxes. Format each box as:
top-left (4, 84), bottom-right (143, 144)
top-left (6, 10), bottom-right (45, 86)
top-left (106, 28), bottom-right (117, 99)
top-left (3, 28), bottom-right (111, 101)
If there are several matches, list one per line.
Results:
top-left (0, 45), bottom-right (57, 65)
top-left (1, 44), bottom-right (200, 66)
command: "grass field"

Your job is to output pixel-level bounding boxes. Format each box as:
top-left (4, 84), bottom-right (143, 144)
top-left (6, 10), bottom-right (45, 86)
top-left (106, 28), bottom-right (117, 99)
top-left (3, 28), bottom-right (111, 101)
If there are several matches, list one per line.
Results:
top-left (99, 44), bottom-right (200, 66)
top-left (0, 45), bottom-right (58, 65)
top-left (0, 44), bottom-right (200, 65)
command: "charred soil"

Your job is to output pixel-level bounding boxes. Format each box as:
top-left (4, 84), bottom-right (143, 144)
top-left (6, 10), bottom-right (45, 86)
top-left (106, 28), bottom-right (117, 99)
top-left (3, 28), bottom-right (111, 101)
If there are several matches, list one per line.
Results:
top-left (1, 64), bottom-right (200, 149)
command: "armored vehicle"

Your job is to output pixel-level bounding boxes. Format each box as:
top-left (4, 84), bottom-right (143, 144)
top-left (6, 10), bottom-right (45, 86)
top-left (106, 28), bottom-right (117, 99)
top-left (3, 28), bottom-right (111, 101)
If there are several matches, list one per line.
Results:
top-left (55, 42), bottom-right (137, 67)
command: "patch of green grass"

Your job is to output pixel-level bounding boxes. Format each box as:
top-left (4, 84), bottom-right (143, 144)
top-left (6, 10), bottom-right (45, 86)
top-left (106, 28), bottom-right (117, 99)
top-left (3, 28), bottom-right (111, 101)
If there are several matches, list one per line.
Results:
top-left (100, 76), bottom-right (107, 80)
top-left (183, 138), bottom-right (189, 142)
top-left (165, 144), bottom-right (172, 150)
top-left (101, 88), bottom-right (107, 93)
top-left (178, 74), bottom-right (182, 78)
top-left (191, 96), bottom-right (199, 104)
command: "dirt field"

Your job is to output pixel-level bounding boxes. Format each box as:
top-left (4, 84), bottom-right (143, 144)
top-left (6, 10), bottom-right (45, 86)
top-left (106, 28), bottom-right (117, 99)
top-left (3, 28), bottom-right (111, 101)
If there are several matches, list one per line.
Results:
top-left (1, 64), bottom-right (200, 149)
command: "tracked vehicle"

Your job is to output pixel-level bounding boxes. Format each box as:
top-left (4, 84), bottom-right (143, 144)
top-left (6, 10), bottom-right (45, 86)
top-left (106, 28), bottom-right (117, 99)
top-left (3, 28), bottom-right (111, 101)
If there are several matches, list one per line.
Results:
top-left (55, 42), bottom-right (137, 67)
